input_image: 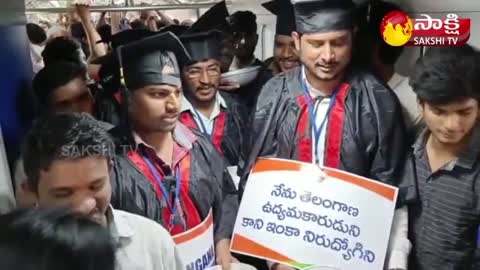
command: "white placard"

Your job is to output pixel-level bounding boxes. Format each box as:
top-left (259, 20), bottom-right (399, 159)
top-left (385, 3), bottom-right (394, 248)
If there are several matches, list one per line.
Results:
top-left (231, 158), bottom-right (398, 270)
top-left (173, 209), bottom-right (215, 270)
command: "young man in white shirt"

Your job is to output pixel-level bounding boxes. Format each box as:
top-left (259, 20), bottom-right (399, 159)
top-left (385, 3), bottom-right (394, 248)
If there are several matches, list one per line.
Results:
top-left (21, 112), bottom-right (184, 270)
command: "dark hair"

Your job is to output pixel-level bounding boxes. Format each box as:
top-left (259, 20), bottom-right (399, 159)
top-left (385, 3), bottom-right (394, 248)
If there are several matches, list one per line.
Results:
top-left (229, 11), bottom-right (257, 34)
top-left (0, 208), bottom-right (115, 270)
top-left (32, 61), bottom-right (87, 109)
top-left (97, 24), bottom-right (112, 44)
top-left (70, 22), bottom-right (86, 40)
top-left (26, 23), bottom-right (47, 45)
top-left (130, 19), bottom-right (147, 30)
top-left (22, 113), bottom-right (115, 191)
top-left (410, 45), bottom-right (480, 105)
top-left (119, 83), bottom-right (135, 126)
top-left (355, 0), bottom-right (404, 65)
top-left (42, 36), bottom-right (83, 66)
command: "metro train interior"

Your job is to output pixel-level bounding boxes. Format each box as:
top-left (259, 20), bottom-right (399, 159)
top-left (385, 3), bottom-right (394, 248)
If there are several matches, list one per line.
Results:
top-left (1, 1), bottom-right (480, 269)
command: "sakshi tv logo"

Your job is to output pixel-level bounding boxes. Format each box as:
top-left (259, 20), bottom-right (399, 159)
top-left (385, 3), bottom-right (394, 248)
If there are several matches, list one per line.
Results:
top-left (380, 11), bottom-right (471, 47)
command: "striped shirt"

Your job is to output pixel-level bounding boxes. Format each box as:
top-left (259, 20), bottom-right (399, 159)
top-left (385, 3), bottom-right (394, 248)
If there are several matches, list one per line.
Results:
top-left (132, 122), bottom-right (197, 168)
top-left (408, 127), bottom-right (480, 270)
top-left (132, 123), bottom-right (199, 233)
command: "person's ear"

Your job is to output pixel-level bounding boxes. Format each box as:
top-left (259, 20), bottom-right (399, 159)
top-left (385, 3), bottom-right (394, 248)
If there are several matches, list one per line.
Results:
top-left (352, 26), bottom-right (359, 38)
top-left (22, 180), bottom-right (40, 200)
top-left (108, 159), bottom-right (114, 173)
top-left (292, 31), bottom-right (301, 52)
top-left (21, 181), bottom-right (31, 193)
top-left (417, 99), bottom-right (424, 117)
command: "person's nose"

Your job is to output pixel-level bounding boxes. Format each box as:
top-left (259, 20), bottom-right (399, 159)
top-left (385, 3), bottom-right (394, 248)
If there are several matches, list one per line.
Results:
top-left (444, 114), bottom-right (462, 131)
top-left (199, 70), bottom-right (210, 85)
top-left (320, 43), bottom-right (334, 63)
top-left (73, 197), bottom-right (97, 216)
top-left (166, 91), bottom-right (180, 112)
top-left (281, 46), bottom-right (292, 59)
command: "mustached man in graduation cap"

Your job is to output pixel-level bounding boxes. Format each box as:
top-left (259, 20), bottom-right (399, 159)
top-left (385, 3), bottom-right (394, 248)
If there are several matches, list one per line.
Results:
top-left (179, 30), bottom-right (247, 170)
top-left (107, 31), bottom-right (239, 270)
top-left (241, 1), bottom-right (409, 268)
top-left (262, 0), bottom-right (300, 75)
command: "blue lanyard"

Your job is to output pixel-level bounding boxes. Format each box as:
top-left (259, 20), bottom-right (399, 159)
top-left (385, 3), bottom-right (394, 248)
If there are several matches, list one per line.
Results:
top-left (141, 154), bottom-right (181, 228)
top-left (300, 68), bottom-right (338, 165)
top-left (192, 110), bottom-right (211, 138)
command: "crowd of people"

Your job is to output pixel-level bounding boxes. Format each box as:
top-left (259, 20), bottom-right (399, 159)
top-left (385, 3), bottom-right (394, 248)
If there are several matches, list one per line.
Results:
top-left (1, 0), bottom-right (480, 269)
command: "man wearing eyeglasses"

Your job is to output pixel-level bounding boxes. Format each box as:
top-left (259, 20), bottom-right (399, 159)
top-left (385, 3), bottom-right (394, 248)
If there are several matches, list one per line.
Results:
top-left (179, 30), bottom-right (246, 172)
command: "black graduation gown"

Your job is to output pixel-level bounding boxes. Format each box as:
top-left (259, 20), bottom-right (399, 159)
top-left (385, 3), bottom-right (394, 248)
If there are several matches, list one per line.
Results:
top-left (239, 66), bottom-right (407, 194)
top-left (179, 94), bottom-right (247, 167)
top-left (109, 125), bottom-right (239, 242)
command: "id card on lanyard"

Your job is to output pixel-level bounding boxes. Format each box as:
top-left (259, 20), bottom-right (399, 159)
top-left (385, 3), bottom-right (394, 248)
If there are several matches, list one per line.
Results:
top-left (300, 67), bottom-right (338, 165)
top-left (141, 154), bottom-right (186, 232)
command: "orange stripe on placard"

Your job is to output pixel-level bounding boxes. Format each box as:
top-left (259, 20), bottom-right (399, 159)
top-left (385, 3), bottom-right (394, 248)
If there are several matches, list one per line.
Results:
top-left (323, 168), bottom-right (396, 202)
top-left (251, 158), bottom-right (304, 173)
top-left (173, 210), bottom-right (213, 244)
top-left (231, 233), bottom-right (293, 262)
top-left (251, 158), bottom-right (396, 202)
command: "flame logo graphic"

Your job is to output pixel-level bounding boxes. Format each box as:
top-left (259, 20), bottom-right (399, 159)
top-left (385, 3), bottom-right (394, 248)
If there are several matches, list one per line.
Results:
top-left (381, 11), bottom-right (413, 47)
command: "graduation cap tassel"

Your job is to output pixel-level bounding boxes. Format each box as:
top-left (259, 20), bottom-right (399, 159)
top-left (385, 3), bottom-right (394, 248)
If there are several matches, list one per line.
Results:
top-left (116, 46), bottom-right (126, 88)
top-left (119, 67), bottom-right (125, 87)
top-left (114, 45), bottom-right (135, 144)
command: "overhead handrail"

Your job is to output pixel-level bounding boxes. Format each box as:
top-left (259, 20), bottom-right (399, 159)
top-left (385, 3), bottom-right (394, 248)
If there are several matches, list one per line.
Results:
top-left (25, 2), bottom-right (224, 13)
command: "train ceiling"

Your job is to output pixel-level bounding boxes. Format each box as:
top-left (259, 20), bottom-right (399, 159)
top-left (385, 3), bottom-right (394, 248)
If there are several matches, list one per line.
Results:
top-left (25, 0), bottom-right (218, 9)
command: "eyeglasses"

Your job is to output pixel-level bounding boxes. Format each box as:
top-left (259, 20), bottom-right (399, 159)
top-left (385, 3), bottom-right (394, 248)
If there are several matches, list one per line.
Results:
top-left (185, 67), bottom-right (221, 79)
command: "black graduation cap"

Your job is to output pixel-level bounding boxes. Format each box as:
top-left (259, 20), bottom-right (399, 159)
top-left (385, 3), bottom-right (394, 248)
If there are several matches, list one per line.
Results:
top-left (262, 0), bottom-right (296, 36)
top-left (93, 29), bottom-right (157, 93)
top-left (92, 29), bottom-right (155, 65)
top-left (110, 29), bottom-right (155, 49)
top-left (180, 30), bottom-right (225, 64)
top-left (291, 0), bottom-right (356, 34)
top-left (94, 27), bottom-right (154, 46)
top-left (117, 31), bottom-right (191, 90)
top-left (184, 0), bottom-right (231, 35)
top-left (159, 24), bottom-right (189, 36)
top-left (357, 0), bottom-right (402, 37)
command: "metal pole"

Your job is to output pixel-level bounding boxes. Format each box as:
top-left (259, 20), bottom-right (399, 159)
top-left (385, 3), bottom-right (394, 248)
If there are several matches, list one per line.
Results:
top-left (260, 24), bottom-right (266, 60)
top-left (26, 3), bottom-right (217, 13)
top-left (195, 8), bottom-right (201, 19)
top-left (419, 46), bottom-right (425, 59)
